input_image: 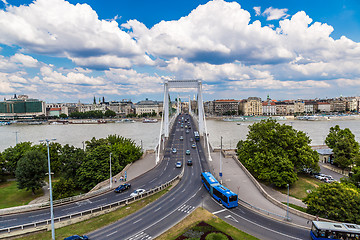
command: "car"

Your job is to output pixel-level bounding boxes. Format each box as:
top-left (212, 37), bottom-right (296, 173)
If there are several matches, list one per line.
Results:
top-left (180, 136), bottom-right (183, 141)
top-left (185, 125), bottom-right (188, 128)
top-left (64, 235), bottom-right (89, 240)
top-left (176, 161), bottom-right (182, 168)
top-left (181, 124), bottom-right (183, 128)
top-left (192, 143), bottom-right (196, 148)
top-left (186, 130), bottom-right (189, 134)
top-left (114, 183), bottom-right (131, 193)
top-left (188, 125), bottom-right (191, 129)
top-left (187, 159), bottom-right (193, 166)
top-left (186, 150), bottom-right (190, 155)
top-left (172, 148), bottom-right (177, 153)
top-left (190, 138), bottom-right (193, 142)
top-left (130, 189), bottom-right (145, 197)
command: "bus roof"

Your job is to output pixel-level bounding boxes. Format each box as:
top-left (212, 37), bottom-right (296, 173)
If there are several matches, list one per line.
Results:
top-left (213, 185), bottom-right (237, 197)
top-left (313, 221), bottom-right (360, 234)
top-left (202, 172), bottom-right (220, 186)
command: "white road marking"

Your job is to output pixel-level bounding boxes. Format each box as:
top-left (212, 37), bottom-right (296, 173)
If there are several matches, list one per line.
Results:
top-left (225, 215), bottom-right (239, 223)
top-left (126, 231), bottom-right (152, 240)
top-left (212, 209), bottom-right (227, 215)
top-left (0, 218), bottom-right (17, 223)
top-left (106, 230), bottom-right (118, 237)
top-left (133, 218), bottom-right (142, 224)
top-left (154, 207), bottom-right (162, 212)
top-left (28, 213), bottom-right (48, 218)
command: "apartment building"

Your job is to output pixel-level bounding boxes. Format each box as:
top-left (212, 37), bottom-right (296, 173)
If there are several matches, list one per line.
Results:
top-left (135, 98), bottom-right (163, 116)
top-left (240, 97), bottom-right (262, 116)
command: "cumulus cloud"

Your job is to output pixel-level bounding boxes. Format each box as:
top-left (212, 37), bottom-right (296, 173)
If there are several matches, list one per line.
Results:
top-left (0, 0), bottom-right (149, 69)
top-left (126, 0), bottom-right (293, 66)
top-left (262, 7), bottom-right (289, 21)
top-left (10, 53), bottom-right (39, 67)
top-left (253, 6), bottom-right (261, 16)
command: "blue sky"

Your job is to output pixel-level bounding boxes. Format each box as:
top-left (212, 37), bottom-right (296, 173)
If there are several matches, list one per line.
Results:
top-left (0, 0), bottom-right (360, 103)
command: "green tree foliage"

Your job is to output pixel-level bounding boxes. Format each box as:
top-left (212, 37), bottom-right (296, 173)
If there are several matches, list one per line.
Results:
top-left (53, 178), bottom-right (75, 200)
top-left (59, 113), bottom-right (68, 118)
top-left (237, 119), bottom-right (319, 187)
top-left (0, 152), bottom-right (5, 182)
top-left (69, 110), bottom-right (104, 119)
top-left (15, 150), bottom-right (47, 195)
top-left (104, 109), bottom-right (116, 118)
top-left (2, 142), bottom-right (33, 175)
top-left (304, 182), bottom-right (360, 223)
top-left (58, 144), bottom-right (85, 183)
top-left (77, 135), bottom-right (142, 191)
top-left (325, 125), bottom-right (360, 169)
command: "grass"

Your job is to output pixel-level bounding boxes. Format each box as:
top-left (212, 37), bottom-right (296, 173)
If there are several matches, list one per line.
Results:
top-left (0, 181), bottom-right (44, 209)
top-left (157, 207), bottom-right (259, 240)
top-left (15, 186), bottom-right (171, 240)
top-left (282, 202), bottom-right (307, 213)
top-left (278, 173), bottom-right (324, 200)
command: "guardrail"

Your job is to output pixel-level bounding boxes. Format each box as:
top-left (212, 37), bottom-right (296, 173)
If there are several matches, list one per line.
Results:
top-left (0, 174), bottom-right (181, 239)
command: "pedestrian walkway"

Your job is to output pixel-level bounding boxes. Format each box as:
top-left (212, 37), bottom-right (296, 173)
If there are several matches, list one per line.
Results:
top-left (209, 151), bottom-right (312, 228)
top-left (28, 183), bottom-right (50, 205)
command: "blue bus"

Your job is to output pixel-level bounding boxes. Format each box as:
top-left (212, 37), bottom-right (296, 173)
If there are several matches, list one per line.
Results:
top-left (194, 131), bottom-right (200, 141)
top-left (201, 172), bottom-right (238, 208)
top-left (311, 221), bottom-right (360, 240)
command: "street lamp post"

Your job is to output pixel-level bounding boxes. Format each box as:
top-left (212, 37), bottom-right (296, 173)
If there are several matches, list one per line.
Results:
top-left (220, 136), bottom-right (223, 184)
top-left (40, 138), bottom-right (56, 240)
top-left (109, 152), bottom-right (112, 189)
top-left (14, 131), bottom-right (19, 145)
top-left (286, 184), bottom-right (290, 221)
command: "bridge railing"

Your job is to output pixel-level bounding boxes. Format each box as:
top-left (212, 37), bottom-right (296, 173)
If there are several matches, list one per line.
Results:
top-left (0, 174), bottom-right (182, 239)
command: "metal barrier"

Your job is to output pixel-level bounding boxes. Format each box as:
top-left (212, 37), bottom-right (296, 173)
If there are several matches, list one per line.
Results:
top-left (0, 174), bottom-right (180, 239)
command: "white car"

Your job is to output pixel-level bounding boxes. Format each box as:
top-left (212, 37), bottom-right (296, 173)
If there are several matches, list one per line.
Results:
top-left (130, 189), bottom-right (145, 197)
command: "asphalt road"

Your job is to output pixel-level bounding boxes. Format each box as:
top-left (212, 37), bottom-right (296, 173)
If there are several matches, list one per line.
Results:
top-left (0, 115), bottom-right (186, 229)
top-left (1, 114), bottom-right (314, 240)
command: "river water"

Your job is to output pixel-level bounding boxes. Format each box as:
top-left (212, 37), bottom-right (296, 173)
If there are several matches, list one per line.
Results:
top-left (1, 119), bottom-right (360, 152)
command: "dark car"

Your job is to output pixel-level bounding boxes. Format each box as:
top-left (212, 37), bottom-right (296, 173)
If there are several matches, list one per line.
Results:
top-left (187, 159), bottom-right (193, 166)
top-left (64, 235), bottom-right (89, 240)
top-left (114, 183), bottom-right (131, 193)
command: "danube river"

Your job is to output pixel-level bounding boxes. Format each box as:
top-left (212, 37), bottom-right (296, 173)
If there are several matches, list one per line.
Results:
top-left (1, 119), bottom-right (360, 152)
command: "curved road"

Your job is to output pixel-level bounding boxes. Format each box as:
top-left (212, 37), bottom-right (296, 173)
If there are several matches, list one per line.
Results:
top-left (1, 114), bottom-right (311, 239)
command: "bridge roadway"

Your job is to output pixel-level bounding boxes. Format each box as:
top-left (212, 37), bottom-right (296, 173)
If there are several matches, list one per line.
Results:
top-left (1, 114), bottom-right (310, 239)
top-left (0, 115), bottom-right (185, 230)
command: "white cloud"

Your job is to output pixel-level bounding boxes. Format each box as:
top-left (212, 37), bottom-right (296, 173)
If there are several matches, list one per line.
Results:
top-left (0, 0), bottom-right (148, 69)
top-left (10, 53), bottom-right (39, 67)
top-left (253, 6), bottom-right (261, 16)
top-left (262, 7), bottom-right (289, 21)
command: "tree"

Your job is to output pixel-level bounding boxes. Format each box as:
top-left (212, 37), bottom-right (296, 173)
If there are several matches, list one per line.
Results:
top-left (59, 113), bottom-right (67, 119)
top-left (53, 177), bottom-right (75, 200)
top-left (105, 109), bottom-right (116, 118)
top-left (59, 144), bottom-right (85, 184)
top-left (0, 152), bottom-right (6, 182)
top-left (304, 182), bottom-right (360, 223)
top-left (325, 125), bottom-right (359, 169)
top-left (2, 142), bottom-right (33, 175)
top-left (15, 150), bottom-right (47, 195)
top-left (237, 119), bottom-right (319, 187)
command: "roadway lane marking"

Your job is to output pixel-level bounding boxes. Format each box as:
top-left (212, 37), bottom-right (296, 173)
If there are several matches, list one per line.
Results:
top-left (149, 178), bottom-right (156, 183)
top-left (106, 231), bottom-right (118, 237)
top-left (154, 207), bottom-right (162, 212)
top-left (0, 218), bottom-right (17, 223)
top-left (177, 204), bottom-right (195, 214)
top-left (212, 209), bottom-right (227, 215)
top-left (181, 188), bottom-right (186, 193)
top-left (133, 218), bottom-right (142, 224)
top-left (28, 213), bottom-right (48, 218)
top-left (225, 215), bottom-right (239, 223)
top-left (227, 208), bottom-right (302, 239)
top-left (125, 231), bottom-right (152, 240)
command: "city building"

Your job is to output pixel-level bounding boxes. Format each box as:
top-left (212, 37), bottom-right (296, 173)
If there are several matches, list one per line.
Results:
top-left (135, 98), bottom-right (162, 116)
top-left (212, 99), bottom-right (240, 115)
top-left (239, 97), bottom-right (262, 116)
top-left (317, 102), bottom-right (331, 113)
top-left (0, 95), bottom-right (46, 119)
top-left (107, 100), bottom-right (133, 116)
